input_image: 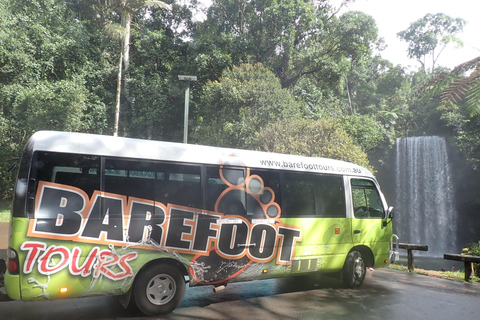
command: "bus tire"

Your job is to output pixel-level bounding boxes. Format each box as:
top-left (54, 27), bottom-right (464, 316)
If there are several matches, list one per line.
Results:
top-left (342, 251), bottom-right (366, 288)
top-left (133, 263), bottom-right (186, 316)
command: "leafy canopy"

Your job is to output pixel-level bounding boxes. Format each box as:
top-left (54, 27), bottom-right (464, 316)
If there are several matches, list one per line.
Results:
top-left (193, 63), bottom-right (301, 148)
top-left (254, 117), bottom-right (372, 171)
top-left (397, 13), bottom-right (466, 72)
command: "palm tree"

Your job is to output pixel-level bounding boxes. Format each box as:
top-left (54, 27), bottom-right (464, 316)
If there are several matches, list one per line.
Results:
top-left (104, 0), bottom-right (171, 137)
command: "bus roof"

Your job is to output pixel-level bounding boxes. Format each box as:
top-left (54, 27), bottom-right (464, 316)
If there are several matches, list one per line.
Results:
top-left (25, 131), bottom-right (374, 178)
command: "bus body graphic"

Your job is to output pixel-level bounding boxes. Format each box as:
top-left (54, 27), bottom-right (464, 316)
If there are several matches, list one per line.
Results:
top-left (1, 131), bottom-right (394, 316)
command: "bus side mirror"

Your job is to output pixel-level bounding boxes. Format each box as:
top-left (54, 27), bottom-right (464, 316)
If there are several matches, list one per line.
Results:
top-left (383, 207), bottom-right (394, 227)
top-left (387, 207), bottom-right (394, 219)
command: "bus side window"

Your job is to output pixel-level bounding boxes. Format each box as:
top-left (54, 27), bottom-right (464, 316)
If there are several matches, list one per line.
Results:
top-left (30, 152), bottom-right (100, 219)
top-left (102, 159), bottom-right (156, 224)
top-left (33, 152), bottom-right (100, 198)
top-left (104, 159), bottom-right (156, 201)
top-left (351, 179), bottom-right (385, 219)
top-left (206, 166), bottom-right (246, 215)
top-left (315, 175), bottom-right (346, 218)
top-left (205, 166), bottom-right (228, 212)
top-left (155, 164), bottom-right (201, 208)
top-left (282, 172), bottom-right (315, 217)
top-left (104, 159), bottom-right (202, 208)
top-left (248, 169), bottom-right (281, 218)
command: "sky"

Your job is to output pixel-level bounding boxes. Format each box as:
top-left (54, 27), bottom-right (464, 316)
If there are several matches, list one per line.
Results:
top-left (332, 0), bottom-right (480, 70)
top-left (196, 0), bottom-right (480, 71)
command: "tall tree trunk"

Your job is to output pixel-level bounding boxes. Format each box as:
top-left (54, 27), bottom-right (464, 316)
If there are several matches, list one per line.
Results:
top-left (344, 73), bottom-right (354, 114)
top-left (113, 10), bottom-right (131, 137)
top-left (113, 50), bottom-right (123, 137)
top-left (111, 1), bottom-right (170, 136)
top-left (122, 13), bottom-right (131, 136)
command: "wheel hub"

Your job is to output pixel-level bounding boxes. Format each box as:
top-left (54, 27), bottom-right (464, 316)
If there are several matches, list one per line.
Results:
top-left (353, 257), bottom-right (365, 280)
top-left (146, 274), bottom-right (176, 306)
top-left (157, 283), bottom-right (167, 294)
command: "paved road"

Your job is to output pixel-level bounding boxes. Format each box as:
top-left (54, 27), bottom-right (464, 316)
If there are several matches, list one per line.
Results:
top-left (0, 268), bottom-right (479, 320)
top-left (1, 223), bottom-right (479, 319)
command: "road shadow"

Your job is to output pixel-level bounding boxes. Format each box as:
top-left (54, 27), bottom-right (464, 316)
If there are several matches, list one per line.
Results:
top-left (0, 268), bottom-right (398, 320)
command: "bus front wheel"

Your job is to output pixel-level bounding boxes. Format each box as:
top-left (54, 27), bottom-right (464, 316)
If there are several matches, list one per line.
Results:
top-left (342, 251), bottom-right (366, 288)
top-left (133, 263), bottom-right (186, 316)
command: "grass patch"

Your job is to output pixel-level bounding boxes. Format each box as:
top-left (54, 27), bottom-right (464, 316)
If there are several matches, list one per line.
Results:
top-left (0, 199), bottom-right (11, 223)
top-left (389, 263), bottom-right (480, 282)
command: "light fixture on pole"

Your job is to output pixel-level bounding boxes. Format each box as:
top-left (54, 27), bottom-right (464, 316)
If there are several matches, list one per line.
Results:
top-left (178, 75), bottom-right (197, 143)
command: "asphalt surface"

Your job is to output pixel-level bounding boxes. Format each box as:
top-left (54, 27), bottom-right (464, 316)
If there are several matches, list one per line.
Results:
top-left (1, 222), bottom-right (479, 319)
top-left (0, 266), bottom-right (479, 320)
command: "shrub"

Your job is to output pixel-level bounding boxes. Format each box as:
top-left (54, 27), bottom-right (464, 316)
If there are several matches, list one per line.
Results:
top-left (466, 241), bottom-right (480, 277)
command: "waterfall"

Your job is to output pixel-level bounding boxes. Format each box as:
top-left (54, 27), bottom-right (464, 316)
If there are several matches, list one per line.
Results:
top-left (395, 136), bottom-right (458, 257)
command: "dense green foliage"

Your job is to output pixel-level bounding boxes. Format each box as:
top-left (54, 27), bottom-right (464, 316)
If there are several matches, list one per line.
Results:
top-left (466, 241), bottom-right (480, 277)
top-left (0, 0), bottom-right (479, 244)
top-left (254, 118), bottom-right (372, 171)
top-left (193, 63), bottom-right (301, 148)
top-left (0, 0), bottom-right (113, 197)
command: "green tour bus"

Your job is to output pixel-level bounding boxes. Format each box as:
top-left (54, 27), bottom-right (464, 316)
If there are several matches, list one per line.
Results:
top-left (0, 131), bottom-right (395, 316)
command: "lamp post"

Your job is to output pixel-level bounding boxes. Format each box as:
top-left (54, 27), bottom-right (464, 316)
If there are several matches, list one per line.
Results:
top-left (178, 75), bottom-right (197, 143)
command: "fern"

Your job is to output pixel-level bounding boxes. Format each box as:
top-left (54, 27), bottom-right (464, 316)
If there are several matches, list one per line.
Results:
top-left (465, 77), bottom-right (480, 116)
top-left (420, 55), bottom-right (480, 117)
top-left (439, 77), bottom-right (469, 105)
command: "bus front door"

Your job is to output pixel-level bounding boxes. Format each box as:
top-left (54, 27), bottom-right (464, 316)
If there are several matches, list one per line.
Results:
top-left (349, 178), bottom-right (392, 269)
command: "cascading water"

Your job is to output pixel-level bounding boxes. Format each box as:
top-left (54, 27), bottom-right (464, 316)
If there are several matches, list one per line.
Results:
top-left (395, 136), bottom-right (458, 257)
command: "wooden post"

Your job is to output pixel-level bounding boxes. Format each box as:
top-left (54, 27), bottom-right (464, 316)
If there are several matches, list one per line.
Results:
top-left (407, 249), bottom-right (414, 272)
top-left (443, 253), bottom-right (480, 282)
top-left (397, 243), bottom-right (428, 272)
top-left (464, 262), bottom-right (472, 282)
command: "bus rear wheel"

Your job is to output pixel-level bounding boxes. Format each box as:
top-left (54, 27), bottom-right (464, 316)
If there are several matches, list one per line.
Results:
top-left (133, 263), bottom-right (186, 316)
top-left (342, 251), bottom-right (366, 288)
